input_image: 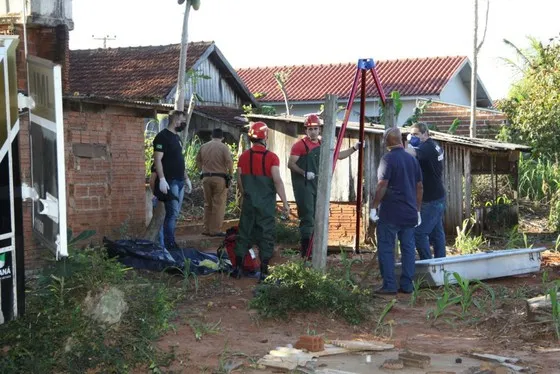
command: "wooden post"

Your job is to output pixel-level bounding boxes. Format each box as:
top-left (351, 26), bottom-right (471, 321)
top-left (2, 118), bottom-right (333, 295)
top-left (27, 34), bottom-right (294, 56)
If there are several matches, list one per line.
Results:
top-left (382, 98), bottom-right (398, 255)
top-left (312, 94), bottom-right (337, 271)
top-left (464, 149), bottom-right (472, 220)
top-left (384, 99), bottom-right (396, 129)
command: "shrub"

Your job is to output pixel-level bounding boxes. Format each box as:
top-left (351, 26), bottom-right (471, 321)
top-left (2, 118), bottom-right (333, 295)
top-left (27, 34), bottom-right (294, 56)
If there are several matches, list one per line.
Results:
top-left (0, 246), bottom-right (179, 373)
top-left (549, 189), bottom-right (560, 232)
top-left (250, 261), bottom-right (371, 325)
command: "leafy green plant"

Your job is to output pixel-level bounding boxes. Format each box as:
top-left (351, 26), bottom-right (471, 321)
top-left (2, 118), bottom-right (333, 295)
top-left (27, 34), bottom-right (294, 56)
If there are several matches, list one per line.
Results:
top-left (454, 218), bottom-right (486, 254)
top-left (548, 189), bottom-right (560, 232)
top-left (250, 261), bottom-right (371, 325)
top-left (276, 219), bottom-right (300, 245)
top-left (403, 99), bottom-right (433, 126)
top-left (188, 319), bottom-right (222, 341)
top-left (452, 272), bottom-right (495, 317)
top-left (447, 118), bottom-right (460, 134)
top-left (145, 134), bottom-right (155, 179)
top-left (183, 135), bottom-right (203, 181)
top-left (374, 298), bottom-right (397, 338)
top-left (548, 281), bottom-right (560, 340)
top-left (409, 276), bottom-right (436, 307)
top-left (517, 154), bottom-right (560, 202)
top-left (337, 249), bottom-right (363, 287)
top-left (0, 246), bottom-right (178, 373)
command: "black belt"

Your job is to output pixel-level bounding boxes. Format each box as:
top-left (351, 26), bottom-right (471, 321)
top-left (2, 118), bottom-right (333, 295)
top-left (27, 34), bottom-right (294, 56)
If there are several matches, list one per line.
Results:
top-left (201, 172), bottom-right (227, 178)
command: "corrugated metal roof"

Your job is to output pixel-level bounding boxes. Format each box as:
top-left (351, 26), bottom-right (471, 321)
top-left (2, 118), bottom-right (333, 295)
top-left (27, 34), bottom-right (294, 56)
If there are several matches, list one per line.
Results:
top-left (237, 56), bottom-right (467, 102)
top-left (246, 114), bottom-right (531, 152)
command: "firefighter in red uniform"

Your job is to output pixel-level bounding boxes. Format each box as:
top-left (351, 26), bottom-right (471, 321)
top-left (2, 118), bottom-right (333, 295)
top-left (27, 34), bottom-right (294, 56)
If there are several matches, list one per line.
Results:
top-left (288, 114), bottom-right (361, 257)
top-left (232, 122), bottom-right (290, 281)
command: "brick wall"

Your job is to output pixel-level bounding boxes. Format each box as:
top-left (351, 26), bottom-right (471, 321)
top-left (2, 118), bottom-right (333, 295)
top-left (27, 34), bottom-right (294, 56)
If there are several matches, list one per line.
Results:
top-left (18, 106), bottom-right (147, 270)
top-left (418, 102), bottom-right (507, 138)
top-left (0, 24), bottom-right (70, 92)
top-left (282, 202), bottom-right (360, 246)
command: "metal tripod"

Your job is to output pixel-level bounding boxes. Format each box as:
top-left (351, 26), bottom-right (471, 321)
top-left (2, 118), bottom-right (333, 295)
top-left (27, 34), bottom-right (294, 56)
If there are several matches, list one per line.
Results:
top-left (306, 58), bottom-right (387, 259)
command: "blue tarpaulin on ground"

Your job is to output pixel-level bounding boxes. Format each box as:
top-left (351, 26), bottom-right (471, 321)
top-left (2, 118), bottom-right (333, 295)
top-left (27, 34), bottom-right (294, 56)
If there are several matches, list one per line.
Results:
top-left (103, 237), bottom-right (231, 275)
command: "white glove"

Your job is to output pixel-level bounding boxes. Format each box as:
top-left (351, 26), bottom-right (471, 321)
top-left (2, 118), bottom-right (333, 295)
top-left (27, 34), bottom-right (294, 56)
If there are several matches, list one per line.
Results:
top-left (369, 208), bottom-right (379, 222)
top-left (185, 177), bottom-right (192, 194)
top-left (159, 178), bottom-right (170, 194)
top-left (305, 171), bottom-right (316, 181)
top-left (353, 141), bottom-right (361, 151)
top-left (416, 211), bottom-right (422, 227)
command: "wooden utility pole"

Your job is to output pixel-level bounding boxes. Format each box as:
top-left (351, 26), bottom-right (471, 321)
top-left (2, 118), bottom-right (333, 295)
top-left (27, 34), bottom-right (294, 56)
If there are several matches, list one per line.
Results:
top-left (174, 0), bottom-right (192, 112)
top-left (384, 98), bottom-right (396, 129)
top-left (312, 94), bottom-right (337, 271)
top-left (144, 0), bottom-right (199, 242)
top-left (470, 0), bottom-right (490, 138)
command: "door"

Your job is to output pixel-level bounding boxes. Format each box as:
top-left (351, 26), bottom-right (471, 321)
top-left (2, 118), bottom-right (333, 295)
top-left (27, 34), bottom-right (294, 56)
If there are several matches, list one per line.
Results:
top-left (27, 55), bottom-right (68, 259)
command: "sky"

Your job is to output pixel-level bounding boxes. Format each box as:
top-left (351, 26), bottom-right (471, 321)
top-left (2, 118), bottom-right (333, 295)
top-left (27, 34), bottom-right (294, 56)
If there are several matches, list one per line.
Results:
top-left (69, 0), bottom-right (560, 100)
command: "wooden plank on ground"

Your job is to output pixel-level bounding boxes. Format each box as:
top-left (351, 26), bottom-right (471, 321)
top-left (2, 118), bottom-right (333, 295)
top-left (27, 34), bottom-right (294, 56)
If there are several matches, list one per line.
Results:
top-left (330, 339), bottom-right (394, 351)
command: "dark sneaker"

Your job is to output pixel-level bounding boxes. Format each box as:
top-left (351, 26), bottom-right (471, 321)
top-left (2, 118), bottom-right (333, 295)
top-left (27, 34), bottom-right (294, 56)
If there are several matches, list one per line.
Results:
top-left (398, 288), bottom-right (413, 294)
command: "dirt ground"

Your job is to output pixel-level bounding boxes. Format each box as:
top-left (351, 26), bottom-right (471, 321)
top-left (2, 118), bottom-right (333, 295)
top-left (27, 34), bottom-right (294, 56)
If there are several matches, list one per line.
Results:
top-left (147, 243), bottom-right (560, 374)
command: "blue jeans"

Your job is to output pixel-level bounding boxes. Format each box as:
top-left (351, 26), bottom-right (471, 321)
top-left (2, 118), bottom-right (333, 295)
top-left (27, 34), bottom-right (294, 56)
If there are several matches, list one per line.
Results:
top-left (152, 197), bottom-right (164, 248)
top-left (415, 197), bottom-right (446, 259)
top-left (163, 179), bottom-right (185, 248)
top-left (377, 222), bottom-right (416, 292)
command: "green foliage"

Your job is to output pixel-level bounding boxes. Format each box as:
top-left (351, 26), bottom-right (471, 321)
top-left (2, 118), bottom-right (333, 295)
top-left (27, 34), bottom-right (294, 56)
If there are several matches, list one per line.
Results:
top-left (454, 218), bottom-right (486, 254)
top-left (447, 118), bottom-right (460, 134)
top-left (549, 190), bottom-right (560, 232)
top-left (518, 154), bottom-right (560, 202)
top-left (409, 276), bottom-right (436, 307)
top-left (426, 272), bottom-right (495, 322)
top-left (390, 91), bottom-right (403, 118)
top-left (145, 134), bottom-right (155, 179)
top-left (188, 319), bottom-right (222, 341)
top-left (183, 135), bottom-right (203, 180)
top-left (505, 225), bottom-right (532, 248)
top-left (498, 35), bottom-right (560, 160)
top-left (250, 261), bottom-right (371, 325)
top-left (0, 246), bottom-right (179, 373)
top-left (374, 299), bottom-right (396, 337)
top-left (379, 90), bottom-right (403, 124)
top-left (275, 219), bottom-right (300, 245)
top-left (403, 99), bottom-right (432, 126)
top-left (548, 281), bottom-right (560, 340)
top-left (243, 103), bottom-right (276, 116)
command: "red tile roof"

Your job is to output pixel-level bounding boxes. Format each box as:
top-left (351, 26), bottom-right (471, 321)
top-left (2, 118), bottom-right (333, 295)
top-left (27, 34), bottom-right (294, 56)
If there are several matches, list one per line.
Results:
top-left (69, 42), bottom-right (213, 100)
top-left (237, 56), bottom-right (467, 102)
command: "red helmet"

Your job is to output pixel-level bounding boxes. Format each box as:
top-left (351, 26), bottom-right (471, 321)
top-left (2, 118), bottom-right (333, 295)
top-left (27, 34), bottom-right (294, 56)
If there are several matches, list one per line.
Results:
top-left (304, 114), bottom-right (322, 127)
top-left (248, 121), bottom-right (268, 140)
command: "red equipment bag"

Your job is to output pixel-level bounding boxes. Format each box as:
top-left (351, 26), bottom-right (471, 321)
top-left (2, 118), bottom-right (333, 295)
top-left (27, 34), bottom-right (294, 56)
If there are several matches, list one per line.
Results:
top-left (218, 226), bottom-right (260, 272)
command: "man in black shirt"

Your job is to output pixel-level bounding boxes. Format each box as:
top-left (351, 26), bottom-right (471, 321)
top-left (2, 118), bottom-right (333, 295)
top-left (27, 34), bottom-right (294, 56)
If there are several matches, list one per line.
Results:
top-left (406, 122), bottom-right (446, 259)
top-left (153, 110), bottom-right (187, 249)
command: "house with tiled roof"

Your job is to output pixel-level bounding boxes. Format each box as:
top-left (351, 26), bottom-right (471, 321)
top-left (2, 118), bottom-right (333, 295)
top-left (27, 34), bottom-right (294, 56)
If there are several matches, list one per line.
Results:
top-left (70, 41), bottom-right (258, 142)
top-left (237, 56), bottom-right (494, 125)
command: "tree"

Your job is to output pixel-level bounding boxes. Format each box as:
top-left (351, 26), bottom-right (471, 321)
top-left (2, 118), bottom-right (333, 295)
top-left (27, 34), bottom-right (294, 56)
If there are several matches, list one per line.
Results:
top-left (144, 0), bottom-right (201, 242)
top-left (497, 35), bottom-right (560, 161)
top-left (469, 0), bottom-right (490, 138)
top-left (274, 70), bottom-right (290, 116)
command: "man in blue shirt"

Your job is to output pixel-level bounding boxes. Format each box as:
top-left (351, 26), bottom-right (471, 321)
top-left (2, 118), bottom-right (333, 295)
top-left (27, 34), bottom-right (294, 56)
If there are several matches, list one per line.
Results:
top-left (406, 122), bottom-right (446, 259)
top-left (370, 127), bottom-right (423, 295)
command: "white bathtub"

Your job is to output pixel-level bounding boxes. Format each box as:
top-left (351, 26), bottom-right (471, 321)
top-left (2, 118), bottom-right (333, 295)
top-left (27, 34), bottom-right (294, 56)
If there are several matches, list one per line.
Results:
top-left (395, 247), bottom-right (547, 286)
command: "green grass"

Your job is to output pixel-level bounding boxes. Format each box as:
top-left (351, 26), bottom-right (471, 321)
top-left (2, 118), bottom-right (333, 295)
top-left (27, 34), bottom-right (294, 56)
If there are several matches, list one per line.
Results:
top-left (0, 246), bottom-right (181, 373)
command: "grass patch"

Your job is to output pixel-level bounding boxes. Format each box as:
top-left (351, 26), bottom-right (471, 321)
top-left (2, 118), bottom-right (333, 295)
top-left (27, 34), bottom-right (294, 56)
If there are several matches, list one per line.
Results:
top-left (250, 261), bottom-right (371, 325)
top-left (0, 246), bottom-right (181, 373)
top-left (276, 218), bottom-right (300, 245)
